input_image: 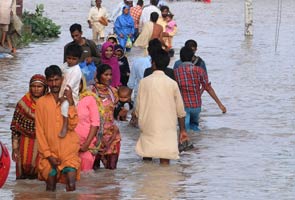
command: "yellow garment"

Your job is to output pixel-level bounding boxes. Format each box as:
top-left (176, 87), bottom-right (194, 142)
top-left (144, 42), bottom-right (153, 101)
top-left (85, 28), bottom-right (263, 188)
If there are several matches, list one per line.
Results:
top-left (135, 71), bottom-right (186, 160)
top-left (35, 94), bottom-right (80, 183)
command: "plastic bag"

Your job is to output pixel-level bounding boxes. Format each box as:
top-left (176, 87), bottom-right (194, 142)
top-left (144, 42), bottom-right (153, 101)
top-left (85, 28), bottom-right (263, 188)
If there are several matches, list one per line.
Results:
top-left (79, 61), bottom-right (97, 86)
top-left (125, 37), bottom-right (133, 49)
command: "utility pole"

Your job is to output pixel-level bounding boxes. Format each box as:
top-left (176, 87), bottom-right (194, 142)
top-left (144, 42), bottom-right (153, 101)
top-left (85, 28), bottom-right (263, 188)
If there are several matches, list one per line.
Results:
top-left (245, 0), bottom-right (253, 36)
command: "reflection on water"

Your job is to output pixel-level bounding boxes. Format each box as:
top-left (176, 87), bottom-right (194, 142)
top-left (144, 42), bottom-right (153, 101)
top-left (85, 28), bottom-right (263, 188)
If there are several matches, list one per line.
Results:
top-left (132, 164), bottom-right (184, 199)
top-left (0, 0), bottom-right (295, 199)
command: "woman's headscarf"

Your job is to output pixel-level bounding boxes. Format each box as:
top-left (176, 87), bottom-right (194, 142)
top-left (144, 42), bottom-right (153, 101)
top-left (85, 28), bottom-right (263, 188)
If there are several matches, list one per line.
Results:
top-left (115, 6), bottom-right (134, 32)
top-left (29, 74), bottom-right (48, 95)
top-left (120, 5), bottom-right (133, 24)
top-left (101, 42), bottom-right (121, 87)
top-left (10, 74), bottom-right (47, 139)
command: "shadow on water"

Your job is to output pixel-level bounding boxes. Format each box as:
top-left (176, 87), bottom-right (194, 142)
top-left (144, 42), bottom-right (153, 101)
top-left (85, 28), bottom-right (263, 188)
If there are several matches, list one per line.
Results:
top-left (1, 0), bottom-right (295, 199)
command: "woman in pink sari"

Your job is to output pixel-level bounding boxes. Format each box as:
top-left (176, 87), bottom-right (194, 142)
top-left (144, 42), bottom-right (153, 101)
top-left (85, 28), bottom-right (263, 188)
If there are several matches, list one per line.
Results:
top-left (75, 77), bottom-right (100, 171)
top-left (100, 41), bottom-right (121, 88)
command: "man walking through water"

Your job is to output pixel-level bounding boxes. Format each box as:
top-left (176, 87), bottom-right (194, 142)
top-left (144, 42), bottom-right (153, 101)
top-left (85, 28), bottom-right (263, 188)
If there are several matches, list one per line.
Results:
top-left (135, 49), bottom-right (188, 165)
top-left (35, 65), bottom-right (80, 191)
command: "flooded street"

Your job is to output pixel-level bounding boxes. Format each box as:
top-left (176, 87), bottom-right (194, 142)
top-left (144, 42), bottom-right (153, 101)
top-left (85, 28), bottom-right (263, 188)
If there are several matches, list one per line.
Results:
top-left (1, 0), bottom-right (295, 199)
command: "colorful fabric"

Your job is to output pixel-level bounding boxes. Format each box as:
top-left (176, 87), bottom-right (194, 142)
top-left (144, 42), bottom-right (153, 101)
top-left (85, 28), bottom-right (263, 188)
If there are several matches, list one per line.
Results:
top-left (174, 61), bottom-right (211, 108)
top-left (130, 5), bottom-right (142, 29)
top-left (90, 84), bottom-right (121, 168)
top-left (166, 20), bottom-right (177, 33)
top-left (35, 94), bottom-right (80, 183)
top-left (11, 92), bottom-right (37, 138)
top-left (101, 42), bottom-right (121, 87)
top-left (10, 74), bottom-right (47, 179)
top-left (29, 74), bottom-right (47, 86)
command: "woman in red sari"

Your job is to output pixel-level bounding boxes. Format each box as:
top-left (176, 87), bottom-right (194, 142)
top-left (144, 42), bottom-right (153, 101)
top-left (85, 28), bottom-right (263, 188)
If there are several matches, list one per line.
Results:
top-left (10, 74), bottom-right (47, 179)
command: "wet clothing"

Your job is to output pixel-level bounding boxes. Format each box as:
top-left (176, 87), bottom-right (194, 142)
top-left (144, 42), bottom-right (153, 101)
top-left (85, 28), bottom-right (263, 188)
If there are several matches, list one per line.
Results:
top-left (35, 94), bottom-right (80, 183)
top-left (135, 71), bottom-right (186, 160)
top-left (174, 61), bottom-right (211, 108)
top-left (75, 90), bottom-right (100, 171)
top-left (114, 6), bottom-right (135, 49)
top-left (10, 92), bottom-right (39, 179)
top-left (64, 38), bottom-right (100, 66)
top-left (90, 84), bottom-right (121, 169)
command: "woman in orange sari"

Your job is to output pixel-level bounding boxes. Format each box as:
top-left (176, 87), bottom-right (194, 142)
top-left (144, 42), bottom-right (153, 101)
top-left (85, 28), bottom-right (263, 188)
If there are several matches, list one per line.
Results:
top-left (10, 74), bottom-right (47, 179)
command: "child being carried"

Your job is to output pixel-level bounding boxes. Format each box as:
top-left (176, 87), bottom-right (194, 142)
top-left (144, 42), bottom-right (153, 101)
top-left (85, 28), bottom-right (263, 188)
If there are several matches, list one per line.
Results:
top-left (114, 86), bottom-right (133, 121)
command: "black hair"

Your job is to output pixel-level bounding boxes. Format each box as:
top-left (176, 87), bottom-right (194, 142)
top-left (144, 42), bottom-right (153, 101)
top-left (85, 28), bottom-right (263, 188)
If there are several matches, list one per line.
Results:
top-left (151, 49), bottom-right (170, 71)
top-left (45, 65), bottom-right (62, 78)
top-left (184, 39), bottom-right (198, 48)
top-left (180, 46), bottom-right (194, 62)
top-left (137, 0), bottom-right (144, 6)
top-left (150, 0), bottom-right (159, 6)
top-left (118, 86), bottom-right (132, 96)
top-left (96, 64), bottom-right (112, 83)
top-left (160, 5), bottom-right (169, 12)
top-left (150, 12), bottom-right (159, 22)
top-left (147, 38), bottom-right (162, 56)
top-left (65, 43), bottom-right (82, 58)
top-left (69, 23), bottom-right (82, 33)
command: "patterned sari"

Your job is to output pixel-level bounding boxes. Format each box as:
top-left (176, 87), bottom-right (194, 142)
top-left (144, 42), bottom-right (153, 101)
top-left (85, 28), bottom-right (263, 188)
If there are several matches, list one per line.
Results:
top-left (90, 83), bottom-right (121, 169)
top-left (10, 92), bottom-right (39, 179)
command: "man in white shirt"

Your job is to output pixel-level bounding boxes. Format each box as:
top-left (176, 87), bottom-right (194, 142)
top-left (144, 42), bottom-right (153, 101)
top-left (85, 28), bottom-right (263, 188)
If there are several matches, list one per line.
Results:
top-left (87, 0), bottom-right (109, 43)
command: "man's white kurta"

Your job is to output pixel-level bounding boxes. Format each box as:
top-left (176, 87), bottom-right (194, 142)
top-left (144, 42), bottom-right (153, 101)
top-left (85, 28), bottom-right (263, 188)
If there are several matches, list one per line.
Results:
top-left (135, 71), bottom-right (186, 160)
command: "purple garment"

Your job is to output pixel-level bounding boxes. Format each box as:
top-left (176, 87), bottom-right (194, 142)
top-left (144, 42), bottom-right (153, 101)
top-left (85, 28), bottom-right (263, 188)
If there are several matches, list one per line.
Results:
top-left (101, 42), bottom-right (121, 87)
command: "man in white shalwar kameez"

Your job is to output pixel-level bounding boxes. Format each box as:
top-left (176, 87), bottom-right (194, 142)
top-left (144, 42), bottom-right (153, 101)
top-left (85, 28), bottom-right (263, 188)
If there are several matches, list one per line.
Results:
top-left (135, 48), bottom-right (188, 165)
